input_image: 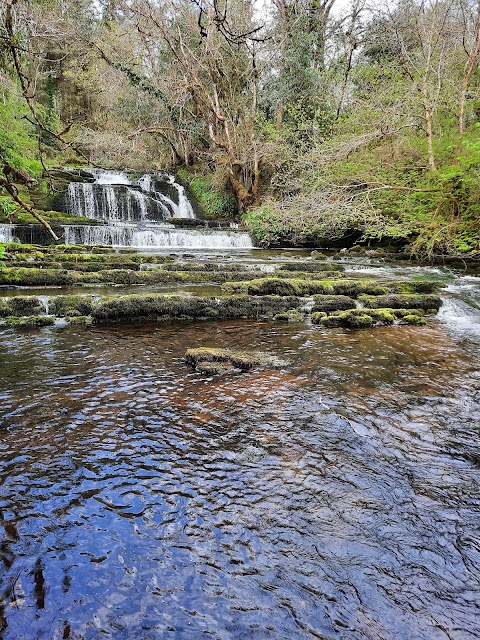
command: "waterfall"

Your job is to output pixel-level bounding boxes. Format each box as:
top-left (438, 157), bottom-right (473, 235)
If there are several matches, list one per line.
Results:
top-left (0, 224), bottom-right (15, 243)
top-left (135, 173), bottom-right (194, 219)
top-left (166, 174), bottom-right (195, 219)
top-left (62, 168), bottom-right (252, 249)
top-left (62, 224), bottom-right (253, 248)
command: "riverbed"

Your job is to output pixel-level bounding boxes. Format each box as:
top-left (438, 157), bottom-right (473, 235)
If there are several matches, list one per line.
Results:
top-left (0, 253), bottom-right (479, 639)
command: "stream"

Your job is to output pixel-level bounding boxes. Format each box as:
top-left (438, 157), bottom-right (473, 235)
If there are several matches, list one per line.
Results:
top-left (0, 252), bottom-right (479, 639)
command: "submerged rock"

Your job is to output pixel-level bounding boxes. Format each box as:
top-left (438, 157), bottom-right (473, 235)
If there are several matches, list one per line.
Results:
top-left (185, 347), bottom-right (262, 373)
top-left (273, 309), bottom-right (305, 322)
top-left (312, 308), bottom-right (415, 328)
top-left (65, 315), bottom-right (94, 326)
top-left (399, 314), bottom-right (427, 325)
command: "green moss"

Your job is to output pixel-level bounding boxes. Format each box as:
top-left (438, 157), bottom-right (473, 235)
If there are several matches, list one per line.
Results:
top-left (12, 210), bottom-right (99, 226)
top-left (311, 295), bottom-right (356, 313)
top-left (273, 309), bottom-right (305, 322)
top-left (311, 311), bottom-right (328, 324)
top-left (177, 168), bottom-right (237, 219)
top-left (222, 277), bottom-right (390, 297)
top-left (359, 293), bottom-right (442, 310)
top-left (93, 293), bottom-right (303, 324)
top-left (328, 280), bottom-right (391, 296)
top-left (185, 347), bottom-right (261, 371)
top-left (66, 315), bottom-right (94, 326)
top-left (400, 314), bottom-right (427, 325)
top-left (194, 360), bottom-right (231, 375)
top-left (275, 270), bottom-right (345, 280)
top-left (0, 267), bottom-right (76, 286)
top-left (0, 296), bottom-right (45, 317)
top-left (161, 262), bottom-right (247, 272)
top-left (48, 295), bottom-right (93, 317)
top-left (0, 266), bottom-right (269, 287)
top-left (277, 262), bottom-right (344, 272)
top-left (4, 315), bottom-right (55, 328)
top-left (314, 308), bottom-right (397, 328)
top-left (395, 281), bottom-right (444, 294)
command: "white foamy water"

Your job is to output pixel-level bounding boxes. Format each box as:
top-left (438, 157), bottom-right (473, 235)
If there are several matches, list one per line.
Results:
top-left (63, 224), bottom-right (253, 249)
top-left (0, 224), bottom-right (15, 243)
top-left (436, 280), bottom-right (480, 337)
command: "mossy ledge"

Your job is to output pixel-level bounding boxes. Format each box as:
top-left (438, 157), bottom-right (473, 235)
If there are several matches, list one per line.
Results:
top-left (223, 277), bottom-right (390, 297)
top-left (185, 347), bottom-right (262, 373)
top-left (3, 315), bottom-right (55, 328)
top-left (311, 295), bottom-right (357, 313)
top-left (0, 266), bottom-right (346, 287)
top-left (312, 308), bottom-right (431, 328)
top-left (92, 294), bottom-right (304, 324)
top-left (0, 294), bottom-right (441, 330)
top-left (359, 294), bottom-right (443, 310)
top-left (278, 262), bottom-right (344, 273)
top-left (48, 295), bottom-right (94, 317)
top-left (0, 295), bottom-right (46, 317)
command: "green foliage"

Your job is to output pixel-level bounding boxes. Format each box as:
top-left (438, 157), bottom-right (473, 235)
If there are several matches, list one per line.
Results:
top-left (0, 90), bottom-right (42, 178)
top-left (0, 196), bottom-right (17, 219)
top-left (177, 168), bottom-right (237, 219)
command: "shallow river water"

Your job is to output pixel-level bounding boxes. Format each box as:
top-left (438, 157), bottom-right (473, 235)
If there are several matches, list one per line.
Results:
top-left (0, 255), bottom-right (479, 639)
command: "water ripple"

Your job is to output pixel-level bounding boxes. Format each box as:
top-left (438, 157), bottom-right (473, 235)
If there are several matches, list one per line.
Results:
top-left (0, 318), bottom-right (479, 639)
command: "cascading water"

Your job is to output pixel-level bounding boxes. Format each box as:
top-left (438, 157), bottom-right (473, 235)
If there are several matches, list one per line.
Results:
top-left (63, 224), bottom-right (253, 249)
top-left (63, 169), bottom-right (253, 248)
top-left (0, 224), bottom-right (15, 243)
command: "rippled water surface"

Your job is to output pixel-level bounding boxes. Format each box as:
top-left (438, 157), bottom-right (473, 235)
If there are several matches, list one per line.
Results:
top-left (1, 260), bottom-right (479, 639)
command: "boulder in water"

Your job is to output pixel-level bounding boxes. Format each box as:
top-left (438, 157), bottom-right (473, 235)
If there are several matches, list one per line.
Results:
top-left (3, 315), bottom-right (55, 328)
top-left (273, 309), bottom-right (305, 322)
top-left (185, 347), bottom-right (262, 373)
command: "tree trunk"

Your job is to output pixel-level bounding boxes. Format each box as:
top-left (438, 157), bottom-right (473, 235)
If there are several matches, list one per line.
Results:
top-left (457, 1), bottom-right (480, 152)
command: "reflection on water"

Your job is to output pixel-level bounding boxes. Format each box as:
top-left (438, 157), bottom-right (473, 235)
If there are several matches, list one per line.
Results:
top-left (0, 316), bottom-right (479, 639)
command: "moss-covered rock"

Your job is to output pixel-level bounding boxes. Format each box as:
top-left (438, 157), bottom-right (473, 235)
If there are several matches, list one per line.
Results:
top-left (273, 309), bottom-right (305, 322)
top-left (328, 280), bottom-right (391, 296)
top-left (93, 294), bottom-right (303, 324)
top-left (395, 281), bottom-right (444, 294)
top-left (194, 360), bottom-right (232, 375)
top-left (0, 296), bottom-right (45, 317)
top-left (66, 315), bottom-right (94, 326)
top-left (311, 295), bottom-right (356, 313)
top-left (185, 347), bottom-right (261, 372)
top-left (161, 262), bottom-right (247, 272)
top-left (222, 277), bottom-right (390, 297)
top-left (49, 295), bottom-right (93, 317)
top-left (399, 314), bottom-right (427, 325)
top-left (314, 308), bottom-right (397, 328)
top-left (277, 262), bottom-right (344, 273)
top-left (359, 293), bottom-right (442, 310)
top-left (311, 311), bottom-right (328, 324)
top-left (0, 267), bottom-right (75, 286)
top-left (4, 315), bottom-right (55, 328)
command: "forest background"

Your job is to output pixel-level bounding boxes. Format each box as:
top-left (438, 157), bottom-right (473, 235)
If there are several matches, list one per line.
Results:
top-left (0, 0), bottom-right (479, 256)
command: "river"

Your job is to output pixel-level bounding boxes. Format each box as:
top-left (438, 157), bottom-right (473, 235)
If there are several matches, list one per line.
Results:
top-left (0, 252), bottom-right (479, 639)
